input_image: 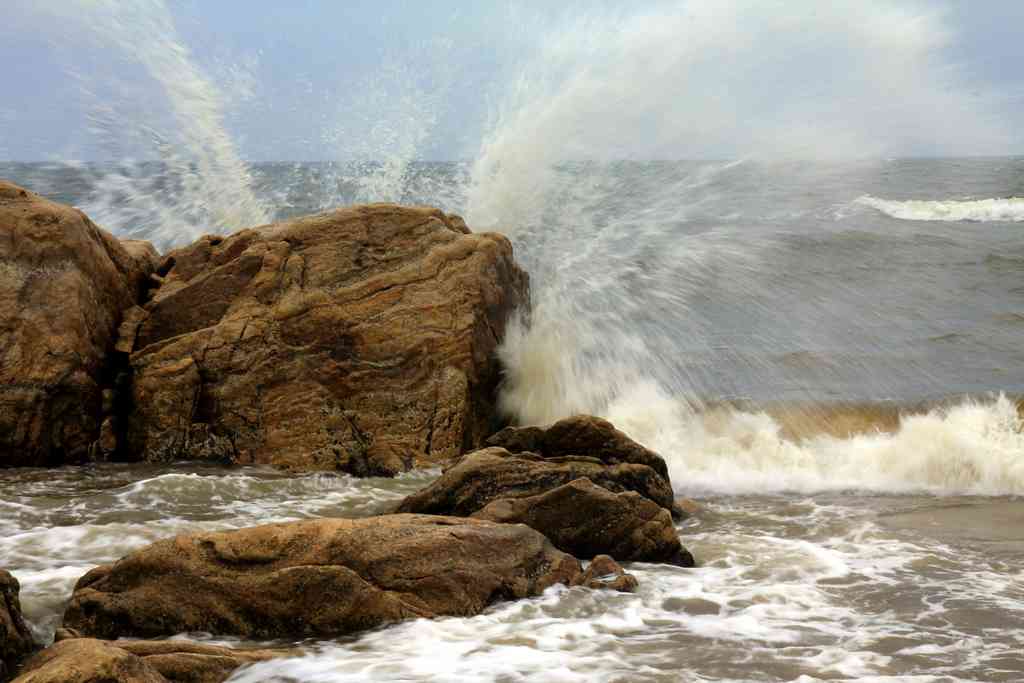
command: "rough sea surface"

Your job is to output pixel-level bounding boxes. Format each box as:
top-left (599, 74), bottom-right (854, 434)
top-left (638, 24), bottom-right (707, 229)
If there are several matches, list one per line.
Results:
top-left (2, 159), bottom-right (1023, 682)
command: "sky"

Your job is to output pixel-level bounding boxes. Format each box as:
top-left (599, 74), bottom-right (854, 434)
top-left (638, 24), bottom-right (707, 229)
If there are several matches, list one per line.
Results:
top-left (2, 0), bottom-right (1023, 161)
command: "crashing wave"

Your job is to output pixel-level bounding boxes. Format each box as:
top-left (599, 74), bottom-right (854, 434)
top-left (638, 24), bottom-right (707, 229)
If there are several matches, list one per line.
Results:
top-left (856, 195), bottom-right (1024, 222)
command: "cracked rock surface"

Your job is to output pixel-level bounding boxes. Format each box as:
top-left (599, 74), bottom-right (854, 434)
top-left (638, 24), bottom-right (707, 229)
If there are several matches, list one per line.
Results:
top-left (120, 204), bottom-right (528, 473)
top-left (0, 180), bottom-right (156, 466)
top-left (61, 514), bottom-right (581, 641)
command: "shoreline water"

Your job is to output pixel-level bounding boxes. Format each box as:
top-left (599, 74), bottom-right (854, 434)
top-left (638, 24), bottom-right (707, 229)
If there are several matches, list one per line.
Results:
top-left (3, 159), bottom-right (1024, 680)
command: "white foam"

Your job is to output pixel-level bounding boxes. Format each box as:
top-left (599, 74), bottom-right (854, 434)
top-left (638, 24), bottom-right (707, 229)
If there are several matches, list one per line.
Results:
top-left (226, 503), bottom-right (1022, 682)
top-left (624, 387), bottom-right (1024, 497)
top-left (500, 364), bottom-right (1024, 497)
top-left (856, 195), bottom-right (1024, 222)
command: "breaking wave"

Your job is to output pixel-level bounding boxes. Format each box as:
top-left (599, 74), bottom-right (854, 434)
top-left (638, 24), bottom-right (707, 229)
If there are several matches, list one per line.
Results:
top-left (857, 195), bottom-right (1024, 222)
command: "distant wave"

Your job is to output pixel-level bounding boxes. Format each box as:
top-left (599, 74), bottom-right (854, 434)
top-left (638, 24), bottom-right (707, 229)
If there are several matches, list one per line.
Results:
top-left (856, 195), bottom-right (1024, 222)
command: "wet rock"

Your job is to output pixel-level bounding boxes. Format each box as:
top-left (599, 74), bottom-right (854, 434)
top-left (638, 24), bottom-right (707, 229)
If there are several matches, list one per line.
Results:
top-left (487, 415), bottom-right (671, 480)
top-left (61, 514), bottom-right (581, 641)
top-left (397, 417), bottom-right (695, 565)
top-left (396, 446), bottom-right (693, 565)
top-left (675, 497), bottom-right (702, 517)
top-left (12, 639), bottom-right (164, 683)
top-left (1, 571), bottom-right (35, 682)
top-left (474, 477), bottom-right (693, 565)
top-left (11, 638), bottom-right (287, 683)
top-left (121, 205), bottom-right (528, 474)
top-left (0, 180), bottom-right (156, 467)
top-left (577, 555), bottom-right (639, 593)
top-left (397, 447), bottom-right (677, 515)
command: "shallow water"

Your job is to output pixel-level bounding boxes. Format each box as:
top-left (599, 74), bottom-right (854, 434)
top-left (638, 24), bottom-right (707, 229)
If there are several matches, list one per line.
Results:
top-left (4, 155), bottom-right (1024, 680)
top-left (3, 457), bottom-right (1023, 682)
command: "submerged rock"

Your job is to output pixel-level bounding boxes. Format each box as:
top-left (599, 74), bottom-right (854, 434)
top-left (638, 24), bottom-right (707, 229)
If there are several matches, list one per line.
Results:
top-left (61, 514), bottom-right (581, 641)
top-left (11, 638), bottom-right (287, 683)
top-left (398, 416), bottom-right (694, 565)
top-left (120, 205), bottom-right (528, 474)
top-left (1, 571), bottom-right (35, 682)
top-left (0, 180), bottom-right (156, 467)
top-left (579, 555), bottom-right (640, 593)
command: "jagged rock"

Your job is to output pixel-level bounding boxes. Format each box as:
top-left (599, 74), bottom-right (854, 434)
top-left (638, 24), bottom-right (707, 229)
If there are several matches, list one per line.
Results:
top-left (474, 477), bottom-right (693, 566)
top-left (1, 571), bottom-right (35, 682)
top-left (487, 415), bottom-right (671, 480)
top-left (120, 205), bottom-right (528, 473)
top-left (0, 180), bottom-right (155, 466)
top-left (397, 447), bottom-right (677, 515)
top-left (396, 417), bottom-right (695, 565)
top-left (61, 514), bottom-right (581, 641)
top-left (11, 638), bottom-right (287, 683)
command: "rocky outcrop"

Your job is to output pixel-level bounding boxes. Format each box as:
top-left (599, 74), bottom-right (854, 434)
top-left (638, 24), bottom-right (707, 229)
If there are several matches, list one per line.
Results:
top-left (487, 415), bottom-right (672, 480)
top-left (61, 514), bottom-right (583, 640)
top-left (474, 477), bottom-right (693, 566)
top-left (12, 638), bottom-right (287, 683)
top-left (396, 416), bottom-right (693, 565)
top-left (0, 181), bottom-right (156, 466)
top-left (119, 205), bottom-right (528, 474)
top-left (396, 448), bottom-right (677, 516)
top-left (1, 571), bottom-right (35, 682)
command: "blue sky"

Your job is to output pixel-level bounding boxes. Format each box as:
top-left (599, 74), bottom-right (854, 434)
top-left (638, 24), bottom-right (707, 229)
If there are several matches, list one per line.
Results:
top-left (3, 0), bottom-right (1023, 161)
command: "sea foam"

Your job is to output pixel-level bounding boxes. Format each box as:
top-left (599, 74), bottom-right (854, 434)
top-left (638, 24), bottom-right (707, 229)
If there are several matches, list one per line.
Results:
top-left (857, 195), bottom-right (1024, 222)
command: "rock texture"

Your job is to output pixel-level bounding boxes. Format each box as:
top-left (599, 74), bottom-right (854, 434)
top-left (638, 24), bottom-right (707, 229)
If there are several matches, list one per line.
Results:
top-left (579, 555), bottom-right (639, 593)
top-left (62, 514), bottom-right (581, 641)
top-left (119, 205), bottom-right (528, 473)
top-left (0, 180), bottom-right (156, 466)
top-left (397, 447), bottom-right (677, 516)
top-left (397, 416), bottom-right (694, 565)
top-left (487, 415), bottom-right (672, 480)
top-left (474, 477), bottom-right (693, 565)
top-left (11, 638), bottom-right (287, 683)
top-left (1, 571), bottom-right (35, 682)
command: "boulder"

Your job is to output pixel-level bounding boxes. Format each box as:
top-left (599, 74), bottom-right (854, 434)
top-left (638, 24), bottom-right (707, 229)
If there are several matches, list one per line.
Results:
top-left (0, 180), bottom-right (156, 466)
top-left (396, 447), bottom-right (677, 515)
top-left (12, 638), bottom-right (287, 683)
top-left (487, 415), bottom-right (671, 480)
top-left (120, 205), bottom-right (528, 474)
top-left (61, 514), bottom-right (581, 640)
top-left (1, 571), bottom-right (35, 682)
top-left (395, 419), bottom-right (695, 565)
top-left (474, 477), bottom-right (694, 566)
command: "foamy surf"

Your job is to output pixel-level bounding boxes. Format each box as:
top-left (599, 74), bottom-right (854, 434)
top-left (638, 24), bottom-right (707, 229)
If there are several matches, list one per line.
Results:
top-left (856, 195), bottom-right (1024, 222)
top-left (500, 360), bottom-right (1024, 497)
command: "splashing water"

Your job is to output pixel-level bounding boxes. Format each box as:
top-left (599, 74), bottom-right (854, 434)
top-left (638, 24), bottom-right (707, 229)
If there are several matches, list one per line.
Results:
top-left (29, 0), bottom-right (269, 248)
top-left (462, 1), bottom-right (1013, 445)
top-left (5, 3), bottom-right (1024, 681)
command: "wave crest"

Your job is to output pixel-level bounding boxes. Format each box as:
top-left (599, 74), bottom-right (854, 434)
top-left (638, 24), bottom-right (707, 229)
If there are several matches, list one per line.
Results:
top-left (856, 195), bottom-right (1024, 222)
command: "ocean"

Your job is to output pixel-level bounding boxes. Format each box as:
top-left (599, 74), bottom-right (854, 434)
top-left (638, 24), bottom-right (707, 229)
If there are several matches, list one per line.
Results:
top-left (4, 0), bottom-right (1024, 679)
top-left (2, 158), bottom-right (1023, 681)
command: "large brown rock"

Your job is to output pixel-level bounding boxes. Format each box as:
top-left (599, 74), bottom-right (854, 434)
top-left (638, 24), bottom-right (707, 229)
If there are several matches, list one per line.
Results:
top-left (12, 638), bottom-right (287, 683)
top-left (487, 414), bottom-right (671, 479)
top-left (396, 447), bottom-right (678, 516)
top-left (0, 180), bottom-right (156, 466)
top-left (474, 477), bottom-right (694, 566)
top-left (395, 418), bottom-right (694, 565)
top-left (61, 514), bottom-right (581, 641)
top-left (120, 205), bottom-right (528, 473)
top-left (1, 571), bottom-right (35, 682)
